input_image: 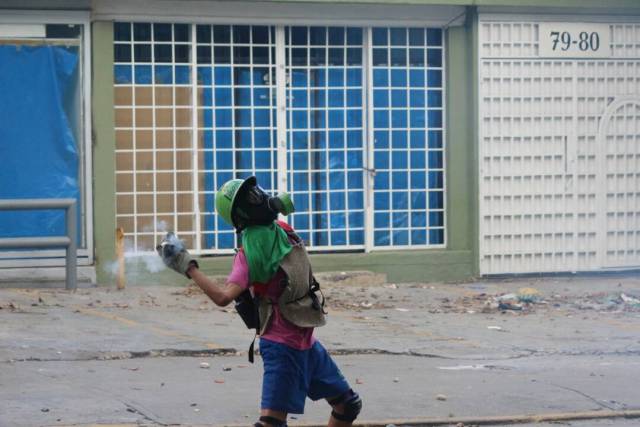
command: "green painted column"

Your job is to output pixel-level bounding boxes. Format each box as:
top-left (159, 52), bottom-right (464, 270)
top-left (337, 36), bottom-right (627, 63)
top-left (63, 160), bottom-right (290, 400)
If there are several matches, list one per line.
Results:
top-left (92, 21), bottom-right (116, 284)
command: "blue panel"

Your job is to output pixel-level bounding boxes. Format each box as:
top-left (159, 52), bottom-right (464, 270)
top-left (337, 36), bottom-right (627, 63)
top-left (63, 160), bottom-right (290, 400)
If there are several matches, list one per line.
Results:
top-left (349, 230), bottom-right (364, 245)
top-left (429, 191), bottom-right (443, 209)
top-left (311, 171), bottom-right (327, 190)
top-left (215, 88), bottom-right (232, 106)
top-left (372, 28), bottom-right (388, 46)
top-left (292, 110), bottom-right (308, 129)
top-left (294, 214), bottom-right (310, 230)
top-left (410, 130), bottom-right (426, 148)
top-left (202, 130), bottom-right (214, 147)
top-left (410, 90), bottom-right (425, 108)
top-left (253, 68), bottom-right (270, 86)
top-left (411, 172), bottom-right (426, 189)
top-left (329, 151), bottom-right (344, 169)
top-left (347, 150), bottom-right (362, 168)
top-left (328, 110), bottom-right (344, 128)
top-left (396, 230), bottom-right (411, 247)
top-left (428, 90), bottom-right (442, 107)
top-left (291, 27), bottom-right (307, 45)
top-left (293, 152), bottom-right (309, 170)
top-left (216, 150), bottom-right (233, 169)
top-left (254, 88), bottom-right (270, 106)
top-left (390, 28), bottom-right (406, 46)
top-left (409, 28), bottom-right (425, 46)
top-left (392, 190), bottom-right (409, 208)
top-left (372, 49), bottom-right (388, 66)
top-left (330, 194), bottom-right (346, 210)
top-left (429, 171), bottom-right (443, 188)
top-left (328, 89), bottom-right (344, 107)
top-left (218, 232), bottom-right (235, 249)
top-left (374, 110), bottom-right (389, 128)
top-left (310, 69), bottom-right (326, 87)
top-left (411, 212), bottom-right (426, 227)
top-left (255, 150), bottom-right (270, 169)
top-left (374, 151), bottom-right (389, 169)
top-left (374, 90), bottom-right (388, 108)
top-left (294, 193), bottom-right (309, 210)
top-left (114, 65), bottom-right (132, 84)
top-left (311, 110), bottom-right (326, 129)
top-left (328, 172), bottom-right (345, 191)
top-left (409, 49), bottom-right (425, 67)
top-left (292, 90), bottom-right (307, 108)
top-left (214, 67), bottom-right (232, 85)
top-left (293, 131), bottom-right (308, 149)
top-left (134, 65), bottom-right (152, 84)
top-left (216, 171), bottom-right (233, 186)
top-left (392, 151), bottom-right (407, 169)
top-left (346, 68), bottom-right (362, 87)
top-left (411, 191), bottom-right (426, 209)
top-left (114, 23), bottom-right (131, 41)
top-left (348, 191), bottom-right (363, 210)
top-left (312, 232), bottom-right (328, 246)
top-left (391, 69), bottom-right (407, 87)
top-left (391, 110), bottom-right (407, 128)
top-left (328, 68), bottom-right (344, 87)
top-left (291, 70), bottom-right (307, 87)
top-left (310, 89), bottom-right (326, 107)
top-left (409, 69), bottom-right (425, 87)
top-left (347, 27), bottom-right (363, 45)
top-left (429, 211), bottom-right (443, 227)
top-left (428, 130), bottom-right (442, 148)
top-left (293, 172), bottom-right (309, 191)
top-left (346, 89), bottom-right (361, 107)
top-left (237, 150), bottom-right (252, 169)
top-left (328, 48), bottom-right (344, 66)
top-left (428, 110), bottom-right (442, 128)
top-left (256, 171), bottom-right (273, 189)
top-left (429, 229), bottom-right (444, 244)
top-left (254, 109), bottom-right (271, 127)
top-left (374, 212), bottom-right (389, 228)
top-left (410, 110), bottom-right (425, 128)
top-left (347, 130), bottom-right (362, 148)
top-left (216, 130), bottom-right (232, 148)
top-left (391, 90), bottom-right (407, 107)
top-left (427, 49), bottom-right (442, 67)
top-left (331, 230), bottom-right (347, 245)
top-left (410, 151), bottom-right (426, 169)
top-left (391, 130), bottom-right (407, 148)
top-left (427, 69), bottom-right (442, 87)
top-left (198, 66), bottom-right (212, 85)
top-left (428, 150), bottom-right (443, 168)
top-left (375, 173), bottom-right (389, 190)
top-left (203, 109), bottom-right (213, 127)
top-left (234, 67), bottom-right (252, 85)
top-left (254, 129), bottom-right (271, 148)
top-left (346, 110), bottom-right (362, 128)
top-left (427, 29), bottom-right (442, 46)
top-left (236, 88), bottom-right (252, 106)
top-left (390, 48), bottom-right (406, 66)
top-left (175, 66), bottom-right (190, 84)
top-left (375, 231), bottom-right (390, 246)
top-left (201, 88), bottom-right (213, 105)
top-left (392, 212), bottom-right (409, 228)
top-left (347, 170), bottom-right (363, 187)
top-left (346, 48), bottom-right (362, 65)
top-left (328, 131), bottom-right (344, 148)
top-left (215, 109), bottom-right (232, 127)
top-left (411, 230), bottom-right (427, 245)
top-left (392, 172), bottom-right (408, 190)
top-left (373, 69), bottom-right (388, 87)
top-left (154, 65), bottom-right (173, 84)
top-left (311, 131), bottom-right (326, 148)
top-left (374, 191), bottom-right (389, 209)
top-left (374, 130), bottom-right (389, 148)
top-left (291, 48), bottom-right (307, 66)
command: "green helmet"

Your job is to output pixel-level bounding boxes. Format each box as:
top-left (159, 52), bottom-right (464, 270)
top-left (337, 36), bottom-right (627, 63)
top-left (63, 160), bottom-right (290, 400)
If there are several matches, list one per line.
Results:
top-left (215, 176), bottom-right (256, 229)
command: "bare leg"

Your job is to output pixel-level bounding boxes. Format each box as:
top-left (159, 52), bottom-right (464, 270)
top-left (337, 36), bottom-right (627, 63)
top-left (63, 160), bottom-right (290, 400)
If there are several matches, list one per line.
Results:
top-left (327, 400), bottom-right (353, 427)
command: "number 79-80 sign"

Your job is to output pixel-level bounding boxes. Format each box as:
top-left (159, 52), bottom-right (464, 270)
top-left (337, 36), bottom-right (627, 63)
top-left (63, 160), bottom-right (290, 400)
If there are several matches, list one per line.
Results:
top-left (538, 23), bottom-right (611, 58)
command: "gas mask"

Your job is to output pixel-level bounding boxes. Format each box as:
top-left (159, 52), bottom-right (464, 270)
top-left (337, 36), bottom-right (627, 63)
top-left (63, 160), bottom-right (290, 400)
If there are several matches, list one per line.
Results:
top-left (232, 182), bottom-right (294, 231)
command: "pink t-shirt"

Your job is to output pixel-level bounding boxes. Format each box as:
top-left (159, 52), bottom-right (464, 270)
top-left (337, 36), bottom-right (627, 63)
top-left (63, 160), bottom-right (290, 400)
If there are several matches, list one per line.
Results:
top-left (227, 250), bottom-right (316, 350)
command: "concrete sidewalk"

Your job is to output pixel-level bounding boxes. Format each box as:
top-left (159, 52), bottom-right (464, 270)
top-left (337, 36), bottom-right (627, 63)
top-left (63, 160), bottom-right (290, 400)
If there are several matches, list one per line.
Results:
top-left (1, 273), bottom-right (640, 426)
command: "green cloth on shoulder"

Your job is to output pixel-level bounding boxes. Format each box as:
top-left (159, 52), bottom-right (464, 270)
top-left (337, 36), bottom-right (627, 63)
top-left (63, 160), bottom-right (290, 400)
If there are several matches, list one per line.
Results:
top-left (241, 222), bottom-right (292, 284)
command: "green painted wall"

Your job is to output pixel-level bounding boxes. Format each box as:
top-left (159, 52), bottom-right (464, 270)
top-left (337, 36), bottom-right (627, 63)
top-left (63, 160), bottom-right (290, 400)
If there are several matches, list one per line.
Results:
top-left (92, 21), bottom-right (117, 284)
top-left (91, 13), bottom-right (477, 285)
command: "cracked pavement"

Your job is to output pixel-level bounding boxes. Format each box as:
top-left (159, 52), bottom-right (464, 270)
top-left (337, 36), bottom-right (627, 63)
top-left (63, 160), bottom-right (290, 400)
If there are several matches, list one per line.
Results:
top-left (1, 273), bottom-right (639, 426)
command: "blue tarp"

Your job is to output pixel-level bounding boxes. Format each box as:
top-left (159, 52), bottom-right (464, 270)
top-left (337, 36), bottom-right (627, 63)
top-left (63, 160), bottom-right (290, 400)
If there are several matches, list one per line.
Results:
top-left (0, 45), bottom-right (80, 241)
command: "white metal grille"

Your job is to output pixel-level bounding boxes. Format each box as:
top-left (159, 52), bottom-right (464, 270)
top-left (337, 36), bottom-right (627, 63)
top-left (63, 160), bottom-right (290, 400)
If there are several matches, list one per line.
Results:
top-left (479, 19), bottom-right (640, 274)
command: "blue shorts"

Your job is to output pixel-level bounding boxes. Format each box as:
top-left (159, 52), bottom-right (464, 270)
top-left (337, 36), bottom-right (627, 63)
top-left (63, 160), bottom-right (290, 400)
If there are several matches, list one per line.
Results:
top-left (260, 338), bottom-right (351, 414)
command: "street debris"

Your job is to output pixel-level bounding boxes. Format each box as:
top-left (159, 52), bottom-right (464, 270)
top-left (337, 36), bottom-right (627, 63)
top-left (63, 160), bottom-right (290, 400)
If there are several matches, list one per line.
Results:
top-left (436, 394), bottom-right (447, 401)
top-left (487, 326), bottom-right (503, 331)
top-left (199, 362), bottom-right (210, 369)
top-left (214, 379), bottom-right (225, 384)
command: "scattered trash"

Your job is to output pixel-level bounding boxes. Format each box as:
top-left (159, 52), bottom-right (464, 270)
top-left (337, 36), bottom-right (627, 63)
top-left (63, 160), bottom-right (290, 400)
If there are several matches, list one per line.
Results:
top-left (41, 408), bottom-right (49, 413)
top-left (621, 293), bottom-right (640, 305)
top-left (194, 408), bottom-right (200, 412)
top-left (355, 378), bottom-right (364, 384)
top-left (517, 287), bottom-right (541, 303)
top-left (498, 301), bottom-right (523, 311)
top-left (190, 403), bottom-right (197, 407)
top-left (222, 366), bottom-right (232, 371)
top-left (436, 394), bottom-right (447, 401)
top-left (393, 377), bottom-right (400, 383)
top-left (487, 326), bottom-right (505, 331)
top-left (200, 362), bottom-right (210, 369)
top-left (438, 365), bottom-right (488, 371)
top-left (214, 379), bottom-right (225, 384)
top-left (384, 284), bottom-right (398, 289)
top-left (360, 302), bottom-right (373, 309)
top-left (395, 308), bottom-right (410, 312)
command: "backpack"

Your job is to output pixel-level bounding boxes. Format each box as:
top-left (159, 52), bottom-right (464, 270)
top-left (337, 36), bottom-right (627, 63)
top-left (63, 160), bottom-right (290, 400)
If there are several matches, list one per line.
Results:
top-left (234, 222), bottom-right (326, 362)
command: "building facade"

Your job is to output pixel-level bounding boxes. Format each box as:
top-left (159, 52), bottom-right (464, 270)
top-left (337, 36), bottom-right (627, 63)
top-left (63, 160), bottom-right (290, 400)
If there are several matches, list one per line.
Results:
top-left (2, 0), bottom-right (639, 283)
